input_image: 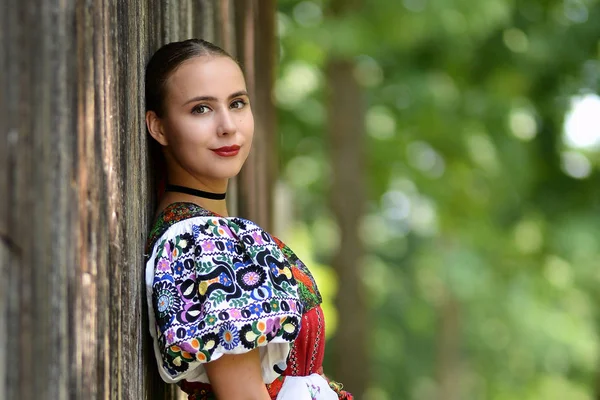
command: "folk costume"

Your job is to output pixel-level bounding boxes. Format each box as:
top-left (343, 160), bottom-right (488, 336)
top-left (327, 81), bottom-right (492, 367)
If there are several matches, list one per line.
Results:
top-left (145, 202), bottom-right (352, 399)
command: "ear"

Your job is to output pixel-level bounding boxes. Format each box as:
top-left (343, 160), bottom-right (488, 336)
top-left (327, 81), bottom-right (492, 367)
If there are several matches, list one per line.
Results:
top-left (146, 110), bottom-right (169, 146)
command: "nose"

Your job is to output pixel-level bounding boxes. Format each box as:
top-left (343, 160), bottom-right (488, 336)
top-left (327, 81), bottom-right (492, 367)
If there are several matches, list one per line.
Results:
top-left (216, 109), bottom-right (237, 136)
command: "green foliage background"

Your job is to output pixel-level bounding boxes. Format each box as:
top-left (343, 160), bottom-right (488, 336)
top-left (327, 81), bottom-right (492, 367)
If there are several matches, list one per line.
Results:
top-left (274, 0), bottom-right (600, 398)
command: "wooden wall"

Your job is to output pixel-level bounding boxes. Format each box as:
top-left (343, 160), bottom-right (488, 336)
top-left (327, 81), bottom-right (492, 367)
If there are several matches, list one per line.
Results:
top-left (0, 0), bottom-right (276, 399)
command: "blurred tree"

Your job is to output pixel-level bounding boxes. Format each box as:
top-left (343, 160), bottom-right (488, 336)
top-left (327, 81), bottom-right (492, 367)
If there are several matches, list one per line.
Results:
top-left (325, 0), bottom-right (369, 397)
top-left (276, 0), bottom-right (600, 399)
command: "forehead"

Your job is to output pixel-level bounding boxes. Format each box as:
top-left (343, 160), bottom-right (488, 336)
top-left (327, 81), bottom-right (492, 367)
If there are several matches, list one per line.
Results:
top-left (165, 56), bottom-right (246, 103)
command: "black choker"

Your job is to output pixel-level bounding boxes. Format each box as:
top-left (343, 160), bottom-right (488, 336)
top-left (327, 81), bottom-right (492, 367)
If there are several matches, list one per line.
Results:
top-left (165, 184), bottom-right (226, 200)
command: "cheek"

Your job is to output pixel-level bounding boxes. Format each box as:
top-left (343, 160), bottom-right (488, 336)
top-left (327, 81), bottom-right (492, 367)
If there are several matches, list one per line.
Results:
top-left (168, 118), bottom-right (208, 146)
top-left (242, 114), bottom-right (255, 139)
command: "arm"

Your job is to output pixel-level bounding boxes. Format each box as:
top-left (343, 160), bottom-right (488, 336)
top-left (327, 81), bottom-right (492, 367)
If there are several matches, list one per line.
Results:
top-left (205, 349), bottom-right (271, 400)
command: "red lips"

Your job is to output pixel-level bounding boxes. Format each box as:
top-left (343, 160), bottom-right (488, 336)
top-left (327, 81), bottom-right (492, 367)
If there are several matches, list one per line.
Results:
top-left (211, 145), bottom-right (241, 157)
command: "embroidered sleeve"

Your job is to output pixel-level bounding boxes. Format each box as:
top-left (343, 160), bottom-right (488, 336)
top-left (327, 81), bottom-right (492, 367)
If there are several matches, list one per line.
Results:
top-left (147, 217), bottom-right (303, 384)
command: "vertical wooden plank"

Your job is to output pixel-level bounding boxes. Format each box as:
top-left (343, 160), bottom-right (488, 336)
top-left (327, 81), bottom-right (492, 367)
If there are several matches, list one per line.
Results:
top-left (0, 1), bottom-right (20, 398)
top-left (252, 0), bottom-right (277, 230)
top-left (1, 1), bottom-right (256, 399)
top-left (116, 0), bottom-right (160, 398)
top-left (1, 3), bottom-right (13, 400)
top-left (29, 0), bottom-right (48, 393)
top-left (0, 0), bottom-right (6, 390)
top-left (105, 1), bottom-right (124, 396)
top-left (115, 2), bottom-right (135, 396)
top-left (234, 0), bottom-right (277, 229)
top-left (146, 0), bottom-right (163, 48)
top-left (0, 241), bottom-right (7, 400)
top-left (75, 1), bottom-right (100, 398)
top-left (168, 0), bottom-right (180, 41)
top-left (160, 0), bottom-right (171, 43)
top-left (233, 0), bottom-right (253, 219)
top-left (219, 0), bottom-right (234, 53)
top-left (93, 0), bottom-right (119, 398)
top-left (193, 0), bottom-right (215, 41)
top-left (1, 1), bottom-right (79, 399)
top-left (179, 0), bottom-right (193, 39)
top-left (44, 0), bottom-right (75, 399)
top-left (15, 1), bottom-right (36, 399)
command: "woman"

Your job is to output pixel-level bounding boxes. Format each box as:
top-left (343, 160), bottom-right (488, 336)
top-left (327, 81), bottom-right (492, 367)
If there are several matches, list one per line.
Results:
top-left (144, 39), bottom-right (352, 400)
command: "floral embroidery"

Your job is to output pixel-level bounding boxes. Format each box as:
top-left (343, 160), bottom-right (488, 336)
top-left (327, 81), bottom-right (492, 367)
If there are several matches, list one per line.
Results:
top-left (149, 203), bottom-right (322, 311)
top-left (272, 236), bottom-right (322, 312)
top-left (174, 262), bottom-right (185, 275)
top-left (201, 240), bottom-right (215, 251)
top-left (236, 265), bottom-right (267, 290)
top-left (266, 317), bottom-right (282, 335)
top-left (307, 383), bottom-right (321, 399)
top-left (237, 315), bottom-right (300, 350)
top-left (270, 299), bottom-right (280, 312)
top-left (230, 308), bottom-right (242, 319)
top-left (252, 231), bottom-right (264, 244)
top-left (187, 325), bottom-right (197, 336)
top-left (219, 322), bottom-right (240, 350)
top-left (153, 279), bottom-right (182, 327)
top-left (157, 258), bottom-right (170, 271)
top-left (166, 329), bottom-right (175, 343)
top-left (147, 203), bottom-right (302, 379)
top-left (218, 273), bottom-right (232, 285)
top-left (249, 303), bottom-right (263, 316)
top-left (146, 203), bottom-right (352, 399)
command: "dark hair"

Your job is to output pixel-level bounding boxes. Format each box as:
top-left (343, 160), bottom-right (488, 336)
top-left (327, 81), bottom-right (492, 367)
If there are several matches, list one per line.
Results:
top-left (145, 38), bottom-right (233, 117)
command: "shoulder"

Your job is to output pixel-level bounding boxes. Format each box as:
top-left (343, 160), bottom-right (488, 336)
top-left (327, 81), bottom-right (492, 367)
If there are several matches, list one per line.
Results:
top-left (146, 202), bottom-right (277, 261)
top-left (146, 202), bottom-right (214, 254)
top-left (144, 205), bottom-right (304, 383)
top-left (270, 235), bottom-right (323, 312)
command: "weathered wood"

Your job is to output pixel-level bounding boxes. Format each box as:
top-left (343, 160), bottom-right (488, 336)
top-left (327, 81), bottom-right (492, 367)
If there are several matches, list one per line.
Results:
top-left (233, 0), bottom-right (278, 230)
top-left (253, 0), bottom-right (278, 230)
top-left (0, 1), bottom-right (268, 399)
top-left (234, 0), bottom-right (258, 223)
top-left (1, 2), bottom-right (19, 400)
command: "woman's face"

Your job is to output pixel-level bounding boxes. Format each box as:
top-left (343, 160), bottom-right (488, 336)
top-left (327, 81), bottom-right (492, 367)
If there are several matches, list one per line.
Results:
top-left (156, 55), bottom-right (254, 183)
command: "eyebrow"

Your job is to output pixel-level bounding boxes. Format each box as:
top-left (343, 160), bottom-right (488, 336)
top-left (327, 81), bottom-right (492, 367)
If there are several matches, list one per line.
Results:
top-left (183, 90), bottom-right (249, 106)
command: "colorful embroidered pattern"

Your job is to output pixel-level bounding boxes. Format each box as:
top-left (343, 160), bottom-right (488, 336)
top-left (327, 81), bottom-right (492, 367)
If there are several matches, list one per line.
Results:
top-left (146, 203), bottom-right (351, 399)
top-left (148, 210), bottom-right (302, 379)
top-left (148, 203), bottom-right (323, 312)
top-left (273, 236), bottom-right (323, 312)
top-left (146, 202), bottom-right (213, 254)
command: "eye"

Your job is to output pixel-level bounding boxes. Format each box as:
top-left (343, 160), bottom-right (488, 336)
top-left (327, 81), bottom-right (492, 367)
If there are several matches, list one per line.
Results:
top-left (230, 99), bottom-right (248, 110)
top-left (191, 105), bottom-right (210, 114)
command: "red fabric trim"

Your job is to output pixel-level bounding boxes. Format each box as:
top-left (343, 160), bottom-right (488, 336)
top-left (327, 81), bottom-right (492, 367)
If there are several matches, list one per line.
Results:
top-left (266, 377), bottom-right (284, 399)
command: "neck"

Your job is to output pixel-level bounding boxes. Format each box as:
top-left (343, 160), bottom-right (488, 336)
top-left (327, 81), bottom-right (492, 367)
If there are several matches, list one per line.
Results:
top-left (160, 179), bottom-right (230, 217)
top-left (158, 191), bottom-right (229, 217)
top-left (165, 184), bottom-right (226, 200)
top-left (191, 197), bottom-right (229, 217)
top-left (161, 156), bottom-right (230, 216)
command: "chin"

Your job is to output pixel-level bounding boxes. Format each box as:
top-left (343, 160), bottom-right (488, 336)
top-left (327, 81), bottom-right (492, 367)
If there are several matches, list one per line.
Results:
top-left (211, 166), bottom-right (244, 180)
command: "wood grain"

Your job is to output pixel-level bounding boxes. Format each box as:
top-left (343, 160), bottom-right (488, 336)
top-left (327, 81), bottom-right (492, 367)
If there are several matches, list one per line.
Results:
top-left (0, 1), bottom-right (267, 399)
